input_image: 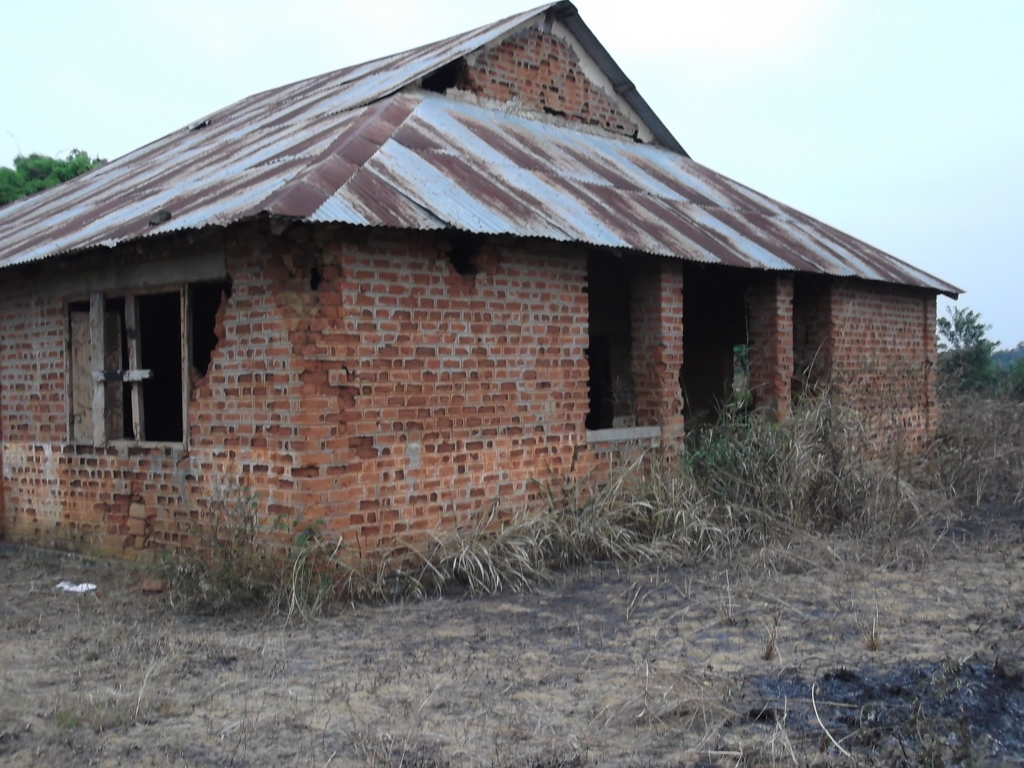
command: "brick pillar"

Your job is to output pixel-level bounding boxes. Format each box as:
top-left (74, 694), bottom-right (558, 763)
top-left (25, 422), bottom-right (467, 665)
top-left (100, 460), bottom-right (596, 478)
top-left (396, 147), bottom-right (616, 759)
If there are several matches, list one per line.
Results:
top-left (630, 260), bottom-right (685, 444)
top-left (922, 293), bottom-right (938, 440)
top-left (747, 276), bottom-right (794, 421)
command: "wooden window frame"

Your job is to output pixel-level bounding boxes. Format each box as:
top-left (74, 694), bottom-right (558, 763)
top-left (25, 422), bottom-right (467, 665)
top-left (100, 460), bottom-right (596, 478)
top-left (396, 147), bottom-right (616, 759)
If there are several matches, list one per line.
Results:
top-left (68, 285), bottom-right (191, 448)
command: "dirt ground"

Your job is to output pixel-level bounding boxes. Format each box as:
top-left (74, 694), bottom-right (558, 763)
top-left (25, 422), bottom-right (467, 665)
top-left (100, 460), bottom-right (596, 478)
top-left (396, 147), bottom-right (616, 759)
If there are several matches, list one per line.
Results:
top-left (2, 512), bottom-right (1023, 767)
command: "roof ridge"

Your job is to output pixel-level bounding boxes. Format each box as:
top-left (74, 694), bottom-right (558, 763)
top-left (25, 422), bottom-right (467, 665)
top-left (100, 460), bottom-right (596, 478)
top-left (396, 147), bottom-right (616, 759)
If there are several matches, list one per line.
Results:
top-left (189, 2), bottom-right (565, 137)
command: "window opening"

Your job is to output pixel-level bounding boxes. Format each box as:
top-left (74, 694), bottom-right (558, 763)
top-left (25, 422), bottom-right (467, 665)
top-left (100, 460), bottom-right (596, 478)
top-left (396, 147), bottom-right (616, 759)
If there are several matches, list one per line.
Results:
top-left (792, 275), bottom-right (829, 397)
top-left (732, 344), bottom-right (751, 406)
top-left (138, 293), bottom-right (183, 442)
top-left (586, 253), bottom-right (635, 430)
top-left (69, 297), bottom-right (130, 441)
top-left (69, 280), bottom-right (227, 446)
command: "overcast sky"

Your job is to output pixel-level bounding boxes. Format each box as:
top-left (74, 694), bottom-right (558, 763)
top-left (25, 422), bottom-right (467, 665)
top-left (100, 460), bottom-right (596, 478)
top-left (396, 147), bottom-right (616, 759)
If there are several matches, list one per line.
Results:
top-left (3, 0), bottom-right (1022, 345)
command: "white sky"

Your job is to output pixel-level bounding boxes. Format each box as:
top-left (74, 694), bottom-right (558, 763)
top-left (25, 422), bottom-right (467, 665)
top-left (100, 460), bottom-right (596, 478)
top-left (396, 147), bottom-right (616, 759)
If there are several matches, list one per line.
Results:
top-left (2, 0), bottom-right (1022, 344)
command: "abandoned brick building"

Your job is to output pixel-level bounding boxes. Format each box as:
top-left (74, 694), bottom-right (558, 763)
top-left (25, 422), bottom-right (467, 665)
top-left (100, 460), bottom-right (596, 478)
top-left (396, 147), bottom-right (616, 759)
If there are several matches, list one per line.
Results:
top-left (0, 2), bottom-right (959, 555)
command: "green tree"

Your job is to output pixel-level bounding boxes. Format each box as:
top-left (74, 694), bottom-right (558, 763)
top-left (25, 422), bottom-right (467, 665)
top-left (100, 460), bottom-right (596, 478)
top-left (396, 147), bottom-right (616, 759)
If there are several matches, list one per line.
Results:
top-left (936, 306), bottom-right (998, 393)
top-left (1004, 358), bottom-right (1024, 401)
top-left (0, 149), bottom-right (106, 205)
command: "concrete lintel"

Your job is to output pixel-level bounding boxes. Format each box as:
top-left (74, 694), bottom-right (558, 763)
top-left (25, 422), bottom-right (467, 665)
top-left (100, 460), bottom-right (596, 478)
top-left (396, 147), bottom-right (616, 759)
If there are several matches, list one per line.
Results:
top-left (586, 426), bottom-right (661, 444)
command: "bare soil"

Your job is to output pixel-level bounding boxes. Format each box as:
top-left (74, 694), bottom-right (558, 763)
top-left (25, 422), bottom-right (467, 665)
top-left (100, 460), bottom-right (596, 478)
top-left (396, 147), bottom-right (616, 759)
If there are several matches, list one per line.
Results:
top-left (2, 515), bottom-right (1023, 767)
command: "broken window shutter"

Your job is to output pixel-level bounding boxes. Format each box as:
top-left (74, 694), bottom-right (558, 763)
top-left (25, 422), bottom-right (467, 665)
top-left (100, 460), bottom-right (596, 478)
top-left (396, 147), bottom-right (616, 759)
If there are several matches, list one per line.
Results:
top-left (181, 286), bottom-right (191, 448)
top-left (124, 295), bottom-right (145, 440)
top-left (104, 309), bottom-right (124, 440)
top-left (89, 293), bottom-right (107, 444)
top-left (70, 310), bottom-right (92, 442)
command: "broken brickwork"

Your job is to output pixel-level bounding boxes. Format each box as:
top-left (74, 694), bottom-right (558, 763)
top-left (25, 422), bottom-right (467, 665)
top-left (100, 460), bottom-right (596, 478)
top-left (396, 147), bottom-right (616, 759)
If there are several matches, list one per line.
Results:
top-left (462, 28), bottom-right (642, 138)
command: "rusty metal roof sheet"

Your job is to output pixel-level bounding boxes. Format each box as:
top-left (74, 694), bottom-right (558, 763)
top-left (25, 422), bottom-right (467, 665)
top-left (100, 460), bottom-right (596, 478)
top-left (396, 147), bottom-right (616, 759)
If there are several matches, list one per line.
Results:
top-left (0, 3), bottom-right (959, 297)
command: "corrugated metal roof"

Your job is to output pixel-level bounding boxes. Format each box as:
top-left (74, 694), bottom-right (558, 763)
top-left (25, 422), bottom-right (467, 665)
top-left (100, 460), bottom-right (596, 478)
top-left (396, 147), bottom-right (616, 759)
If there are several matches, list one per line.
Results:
top-left (0, 2), bottom-right (960, 297)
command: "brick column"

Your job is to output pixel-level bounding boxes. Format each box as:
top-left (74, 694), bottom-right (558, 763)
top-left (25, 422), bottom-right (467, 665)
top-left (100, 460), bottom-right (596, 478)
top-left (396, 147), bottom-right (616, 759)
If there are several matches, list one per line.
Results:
top-left (630, 260), bottom-right (685, 444)
top-left (922, 293), bottom-right (938, 440)
top-left (747, 276), bottom-right (794, 421)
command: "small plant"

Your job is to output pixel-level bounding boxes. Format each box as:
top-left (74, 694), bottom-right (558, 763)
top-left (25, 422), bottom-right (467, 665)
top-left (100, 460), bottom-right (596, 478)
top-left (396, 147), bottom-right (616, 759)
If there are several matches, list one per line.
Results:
top-left (763, 616), bottom-right (779, 661)
top-left (164, 480), bottom-right (282, 613)
top-left (863, 609), bottom-right (882, 652)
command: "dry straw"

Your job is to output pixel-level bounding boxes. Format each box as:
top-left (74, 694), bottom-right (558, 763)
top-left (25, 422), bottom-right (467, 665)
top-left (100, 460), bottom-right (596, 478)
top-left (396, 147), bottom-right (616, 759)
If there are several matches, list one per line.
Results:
top-left (164, 385), bottom-right (1024, 616)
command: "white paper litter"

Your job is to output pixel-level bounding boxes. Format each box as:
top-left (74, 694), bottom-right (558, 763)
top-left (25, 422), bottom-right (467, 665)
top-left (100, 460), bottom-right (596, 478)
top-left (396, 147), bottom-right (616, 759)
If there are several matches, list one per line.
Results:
top-left (55, 581), bottom-right (97, 593)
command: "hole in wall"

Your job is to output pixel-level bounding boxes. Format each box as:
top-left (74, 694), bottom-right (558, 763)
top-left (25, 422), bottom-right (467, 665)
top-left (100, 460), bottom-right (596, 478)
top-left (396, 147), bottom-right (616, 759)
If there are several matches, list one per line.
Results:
top-left (422, 58), bottom-right (468, 93)
top-left (445, 232), bottom-right (480, 277)
top-left (68, 281), bottom-right (232, 445)
top-left (792, 274), bottom-right (831, 397)
top-left (680, 265), bottom-right (752, 427)
top-left (191, 279), bottom-right (232, 380)
top-left (732, 344), bottom-right (750, 404)
top-left (309, 266), bottom-right (322, 291)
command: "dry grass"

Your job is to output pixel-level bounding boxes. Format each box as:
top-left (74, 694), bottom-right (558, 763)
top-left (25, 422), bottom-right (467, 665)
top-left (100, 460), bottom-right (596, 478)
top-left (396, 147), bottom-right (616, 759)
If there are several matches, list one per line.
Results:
top-left (6, 528), bottom-right (1024, 767)
top-left (924, 395), bottom-right (1024, 507)
top-left (165, 389), bottom-right (1024, 619)
top-left (8, 382), bottom-right (1024, 765)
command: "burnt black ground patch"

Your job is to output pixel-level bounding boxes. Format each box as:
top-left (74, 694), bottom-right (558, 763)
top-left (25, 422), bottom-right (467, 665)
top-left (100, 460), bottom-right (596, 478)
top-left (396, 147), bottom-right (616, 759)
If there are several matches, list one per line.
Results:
top-left (750, 659), bottom-right (1024, 762)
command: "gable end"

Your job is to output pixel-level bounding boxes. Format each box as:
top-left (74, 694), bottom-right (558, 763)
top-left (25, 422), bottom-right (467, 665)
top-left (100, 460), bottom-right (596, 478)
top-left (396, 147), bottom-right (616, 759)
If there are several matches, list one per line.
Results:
top-left (458, 24), bottom-right (647, 142)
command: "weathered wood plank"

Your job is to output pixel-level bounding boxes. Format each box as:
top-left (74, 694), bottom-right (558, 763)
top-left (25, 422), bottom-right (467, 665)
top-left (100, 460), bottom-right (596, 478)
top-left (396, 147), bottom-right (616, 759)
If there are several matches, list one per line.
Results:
top-left (124, 295), bottom-right (145, 440)
top-left (90, 369), bottom-right (153, 383)
top-left (104, 311), bottom-right (124, 440)
top-left (89, 293), bottom-right (105, 445)
top-left (43, 250), bottom-right (228, 299)
top-left (70, 310), bottom-right (92, 442)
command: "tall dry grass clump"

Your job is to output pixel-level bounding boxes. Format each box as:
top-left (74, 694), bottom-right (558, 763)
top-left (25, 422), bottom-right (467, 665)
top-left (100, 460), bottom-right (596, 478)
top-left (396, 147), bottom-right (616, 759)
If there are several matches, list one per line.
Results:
top-left (683, 395), bottom-right (932, 543)
top-left (387, 393), bottom-right (940, 600)
top-left (165, 387), bottom-right (1024, 616)
top-left (924, 395), bottom-right (1024, 507)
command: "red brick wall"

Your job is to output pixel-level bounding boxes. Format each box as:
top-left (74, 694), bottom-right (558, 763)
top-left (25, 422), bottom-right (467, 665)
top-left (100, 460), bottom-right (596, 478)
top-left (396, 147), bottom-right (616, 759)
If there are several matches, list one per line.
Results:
top-left (461, 28), bottom-right (641, 139)
top-left (0, 219), bottom-right (939, 555)
top-left (745, 275), bottom-right (937, 442)
top-left (0, 225), bottom-right (315, 554)
top-left (301, 230), bottom-right (590, 546)
top-left (827, 280), bottom-right (938, 446)
top-left (0, 223), bottom-right (605, 555)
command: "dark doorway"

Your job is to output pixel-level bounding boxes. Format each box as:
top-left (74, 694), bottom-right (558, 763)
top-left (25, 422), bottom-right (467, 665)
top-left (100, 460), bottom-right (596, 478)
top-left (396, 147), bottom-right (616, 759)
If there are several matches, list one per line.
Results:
top-left (586, 253), bottom-right (635, 430)
top-left (681, 265), bottom-right (750, 426)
